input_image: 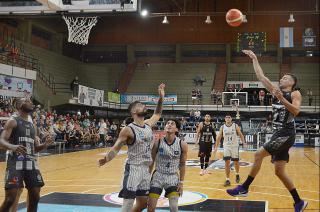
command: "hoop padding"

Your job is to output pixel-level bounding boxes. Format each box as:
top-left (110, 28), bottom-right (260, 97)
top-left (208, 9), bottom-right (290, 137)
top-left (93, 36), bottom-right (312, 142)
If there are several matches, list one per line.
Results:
top-left (63, 16), bottom-right (98, 45)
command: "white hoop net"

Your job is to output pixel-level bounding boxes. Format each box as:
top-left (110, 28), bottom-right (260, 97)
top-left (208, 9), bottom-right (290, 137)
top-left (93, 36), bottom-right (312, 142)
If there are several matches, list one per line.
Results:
top-left (62, 16), bottom-right (98, 45)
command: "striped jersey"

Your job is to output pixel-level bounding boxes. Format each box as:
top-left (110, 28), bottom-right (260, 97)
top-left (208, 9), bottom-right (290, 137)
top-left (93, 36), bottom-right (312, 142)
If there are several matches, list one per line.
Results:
top-left (7, 116), bottom-right (38, 170)
top-left (155, 137), bottom-right (182, 174)
top-left (126, 123), bottom-right (153, 166)
top-left (222, 123), bottom-right (238, 147)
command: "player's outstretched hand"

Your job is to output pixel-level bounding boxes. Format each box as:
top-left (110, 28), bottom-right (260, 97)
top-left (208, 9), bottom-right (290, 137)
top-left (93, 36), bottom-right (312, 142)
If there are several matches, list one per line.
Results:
top-left (11, 145), bottom-right (27, 155)
top-left (242, 50), bottom-right (257, 60)
top-left (272, 88), bottom-right (284, 101)
top-left (98, 157), bottom-right (107, 167)
top-left (158, 83), bottom-right (166, 98)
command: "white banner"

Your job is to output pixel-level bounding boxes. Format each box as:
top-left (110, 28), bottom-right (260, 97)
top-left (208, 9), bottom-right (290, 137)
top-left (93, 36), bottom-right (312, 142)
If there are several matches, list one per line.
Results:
top-left (180, 133), bottom-right (197, 144)
top-left (78, 84), bottom-right (104, 107)
top-left (227, 81), bottom-right (279, 89)
top-left (0, 75), bottom-right (33, 98)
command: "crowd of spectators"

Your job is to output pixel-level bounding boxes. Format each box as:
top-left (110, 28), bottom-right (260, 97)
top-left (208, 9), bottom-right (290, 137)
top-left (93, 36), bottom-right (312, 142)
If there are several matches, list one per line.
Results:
top-left (0, 97), bottom-right (119, 149)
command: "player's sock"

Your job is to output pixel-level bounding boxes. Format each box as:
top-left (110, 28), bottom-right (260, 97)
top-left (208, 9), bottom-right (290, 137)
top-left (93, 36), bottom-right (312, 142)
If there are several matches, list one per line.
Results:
top-left (200, 156), bottom-right (204, 169)
top-left (204, 155), bottom-right (210, 169)
top-left (290, 188), bottom-right (302, 204)
top-left (226, 178), bottom-right (230, 181)
top-left (121, 199), bottom-right (134, 212)
top-left (204, 163), bottom-right (208, 169)
top-left (242, 175), bottom-right (254, 190)
top-left (236, 172), bottom-right (239, 175)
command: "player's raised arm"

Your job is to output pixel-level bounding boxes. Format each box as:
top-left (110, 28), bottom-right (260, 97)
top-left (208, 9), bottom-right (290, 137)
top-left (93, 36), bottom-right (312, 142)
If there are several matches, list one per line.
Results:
top-left (242, 50), bottom-right (276, 93)
top-left (0, 118), bottom-right (26, 154)
top-left (98, 126), bottom-right (133, 166)
top-left (145, 83), bottom-right (165, 127)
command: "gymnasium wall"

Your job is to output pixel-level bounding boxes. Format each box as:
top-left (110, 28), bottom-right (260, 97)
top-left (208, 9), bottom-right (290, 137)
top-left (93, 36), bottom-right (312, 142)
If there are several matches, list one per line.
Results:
top-left (228, 63), bottom-right (280, 81)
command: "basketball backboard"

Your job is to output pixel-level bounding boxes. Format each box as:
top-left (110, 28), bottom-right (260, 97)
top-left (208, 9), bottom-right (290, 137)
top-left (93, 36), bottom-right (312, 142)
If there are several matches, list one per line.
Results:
top-left (0, 0), bottom-right (138, 15)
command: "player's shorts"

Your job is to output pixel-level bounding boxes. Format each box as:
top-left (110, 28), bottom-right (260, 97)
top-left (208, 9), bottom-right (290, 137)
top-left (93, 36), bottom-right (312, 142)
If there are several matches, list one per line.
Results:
top-left (149, 171), bottom-right (179, 198)
top-left (263, 128), bottom-right (295, 163)
top-left (198, 142), bottom-right (213, 157)
top-left (4, 168), bottom-right (45, 190)
top-left (223, 146), bottom-right (239, 161)
top-left (119, 163), bottom-right (151, 199)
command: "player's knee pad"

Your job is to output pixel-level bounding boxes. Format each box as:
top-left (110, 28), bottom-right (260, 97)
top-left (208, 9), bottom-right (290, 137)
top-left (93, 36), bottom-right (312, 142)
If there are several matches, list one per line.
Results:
top-left (121, 198), bottom-right (134, 212)
top-left (169, 196), bottom-right (179, 212)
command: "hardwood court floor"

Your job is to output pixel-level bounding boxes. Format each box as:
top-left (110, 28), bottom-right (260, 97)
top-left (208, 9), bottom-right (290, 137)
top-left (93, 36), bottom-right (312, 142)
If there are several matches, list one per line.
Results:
top-left (0, 146), bottom-right (319, 212)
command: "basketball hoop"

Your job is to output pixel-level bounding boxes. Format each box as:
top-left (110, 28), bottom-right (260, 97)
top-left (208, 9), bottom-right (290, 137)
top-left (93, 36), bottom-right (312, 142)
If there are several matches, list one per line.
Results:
top-left (62, 15), bottom-right (98, 45)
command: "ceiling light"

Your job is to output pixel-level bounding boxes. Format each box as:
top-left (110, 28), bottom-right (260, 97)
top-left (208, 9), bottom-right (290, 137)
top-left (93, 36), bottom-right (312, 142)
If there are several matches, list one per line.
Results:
top-left (288, 14), bottom-right (295, 23)
top-left (205, 16), bottom-right (212, 24)
top-left (162, 16), bottom-right (169, 24)
top-left (140, 9), bottom-right (148, 17)
top-left (242, 14), bottom-right (247, 23)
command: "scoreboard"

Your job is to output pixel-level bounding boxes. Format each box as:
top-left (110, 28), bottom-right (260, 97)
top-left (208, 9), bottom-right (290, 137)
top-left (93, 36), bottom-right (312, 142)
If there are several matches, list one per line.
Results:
top-left (237, 32), bottom-right (267, 54)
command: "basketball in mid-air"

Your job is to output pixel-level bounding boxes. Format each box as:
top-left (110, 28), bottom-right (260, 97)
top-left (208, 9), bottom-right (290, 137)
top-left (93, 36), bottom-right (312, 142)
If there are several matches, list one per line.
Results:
top-left (226, 9), bottom-right (243, 27)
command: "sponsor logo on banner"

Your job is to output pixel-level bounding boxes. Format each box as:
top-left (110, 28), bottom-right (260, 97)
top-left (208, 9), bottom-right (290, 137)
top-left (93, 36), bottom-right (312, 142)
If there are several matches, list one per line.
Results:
top-left (103, 191), bottom-right (207, 207)
top-left (294, 134), bottom-right (304, 147)
top-left (78, 84), bottom-right (104, 107)
top-left (0, 75), bottom-right (33, 98)
top-left (186, 159), bottom-right (252, 170)
top-left (120, 94), bottom-right (177, 105)
top-left (107, 92), bottom-right (120, 103)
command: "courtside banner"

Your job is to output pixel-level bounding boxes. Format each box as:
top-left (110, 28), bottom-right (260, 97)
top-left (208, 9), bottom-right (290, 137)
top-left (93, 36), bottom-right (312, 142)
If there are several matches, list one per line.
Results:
top-left (78, 84), bottom-right (104, 107)
top-left (0, 75), bottom-right (33, 98)
top-left (120, 94), bottom-right (177, 105)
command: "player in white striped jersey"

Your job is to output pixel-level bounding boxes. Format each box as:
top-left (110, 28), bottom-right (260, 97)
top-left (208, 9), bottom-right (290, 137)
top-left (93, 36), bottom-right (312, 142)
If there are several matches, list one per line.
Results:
top-left (148, 119), bottom-right (188, 212)
top-left (214, 113), bottom-right (245, 187)
top-left (99, 83), bottom-right (165, 212)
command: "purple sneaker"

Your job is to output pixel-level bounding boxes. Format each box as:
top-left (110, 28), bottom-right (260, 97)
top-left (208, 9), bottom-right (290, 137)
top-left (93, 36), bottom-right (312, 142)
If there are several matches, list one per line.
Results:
top-left (226, 185), bottom-right (248, 197)
top-left (294, 200), bottom-right (308, 212)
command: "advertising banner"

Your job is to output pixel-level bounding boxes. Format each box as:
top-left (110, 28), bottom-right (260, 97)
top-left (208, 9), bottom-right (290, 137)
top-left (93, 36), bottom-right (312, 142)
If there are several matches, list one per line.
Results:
top-left (78, 84), bottom-right (104, 107)
top-left (0, 75), bottom-right (33, 98)
top-left (120, 94), bottom-right (177, 105)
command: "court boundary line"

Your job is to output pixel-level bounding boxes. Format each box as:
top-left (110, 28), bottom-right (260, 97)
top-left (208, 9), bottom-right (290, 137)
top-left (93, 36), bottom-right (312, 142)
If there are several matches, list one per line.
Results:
top-left (304, 152), bottom-right (320, 167)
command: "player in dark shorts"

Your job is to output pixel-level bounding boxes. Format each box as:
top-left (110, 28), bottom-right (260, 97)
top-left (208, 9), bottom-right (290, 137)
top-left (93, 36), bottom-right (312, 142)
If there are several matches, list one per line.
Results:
top-left (227, 50), bottom-right (308, 212)
top-left (195, 114), bottom-right (217, 175)
top-left (0, 98), bottom-right (53, 212)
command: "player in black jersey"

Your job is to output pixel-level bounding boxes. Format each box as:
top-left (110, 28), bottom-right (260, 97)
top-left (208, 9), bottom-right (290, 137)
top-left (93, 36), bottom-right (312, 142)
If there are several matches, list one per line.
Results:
top-left (195, 114), bottom-right (217, 176)
top-left (0, 98), bottom-right (53, 212)
top-left (227, 50), bottom-right (307, 212)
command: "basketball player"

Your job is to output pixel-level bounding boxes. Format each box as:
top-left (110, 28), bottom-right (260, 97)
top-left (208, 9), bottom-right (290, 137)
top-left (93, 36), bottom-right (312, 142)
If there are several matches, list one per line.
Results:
top-left (98, 83), bottom-right (165, 212)
top-left (148, 119), bottom-right (188, 212)
top-left (214, 113), bottom-right (245, 187)
top-left (195, 114), bottom-right (217, 175)
top-left (0, 98), bottom-right (53, 212)
top-left (227, 50), bottom-right (308, 212)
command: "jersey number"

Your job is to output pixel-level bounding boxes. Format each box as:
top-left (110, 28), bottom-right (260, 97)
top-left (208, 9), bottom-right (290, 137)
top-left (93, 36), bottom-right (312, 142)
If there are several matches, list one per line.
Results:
top-left (166, 162), bottom-right (170, 168)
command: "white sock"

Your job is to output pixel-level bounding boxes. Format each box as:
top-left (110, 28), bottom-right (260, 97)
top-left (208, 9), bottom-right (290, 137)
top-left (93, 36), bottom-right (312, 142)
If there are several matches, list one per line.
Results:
top-left (236, 173), bottom-right (239, 175)
top-left (226, 178), bottom-right (230, 181)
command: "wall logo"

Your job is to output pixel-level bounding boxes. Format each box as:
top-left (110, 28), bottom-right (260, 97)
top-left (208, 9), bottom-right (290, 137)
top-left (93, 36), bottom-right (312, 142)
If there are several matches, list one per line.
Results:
top-left (103, 191), bottom-right (207, 207)
top-left (186, 159), bottom-right (252, 170)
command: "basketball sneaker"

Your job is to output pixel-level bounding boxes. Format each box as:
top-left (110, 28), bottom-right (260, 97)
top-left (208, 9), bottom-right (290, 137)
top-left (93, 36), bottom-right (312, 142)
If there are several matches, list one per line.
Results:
top-left (224, 180), bottom-right (231, 187)
top-left (236, 174), bottom-right (240, 183)
top-left (199, 170), bottom-right (205, 176)
top-left (294, 200), bottom-right (308, 212)
top-left (226, 185), bottom-right (248, 197)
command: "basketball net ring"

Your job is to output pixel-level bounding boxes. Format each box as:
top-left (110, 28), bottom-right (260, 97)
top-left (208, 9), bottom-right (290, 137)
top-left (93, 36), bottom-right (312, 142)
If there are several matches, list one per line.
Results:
top-left (62, 15), bottom-right (98, 45)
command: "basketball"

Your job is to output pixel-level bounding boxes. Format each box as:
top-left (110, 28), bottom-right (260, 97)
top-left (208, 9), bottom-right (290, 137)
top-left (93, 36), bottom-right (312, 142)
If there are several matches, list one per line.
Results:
top-left (226, 9), bottom-right (243, 27)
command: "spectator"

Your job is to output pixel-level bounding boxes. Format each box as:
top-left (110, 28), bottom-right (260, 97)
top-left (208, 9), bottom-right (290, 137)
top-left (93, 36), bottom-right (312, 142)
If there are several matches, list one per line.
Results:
top-left (196, 89), bottom-right (202, 104)
top-left (98, 119), bottom-right (107, 145)
top-left (181, 117), bottom-right (187, 131)
top-left (307, 89), bottom-right (313, 106)
top-left (70, 76), bottom-right (79, 98)
top-left (110, 121), bottom-right (118, 138)
top-left (252, 90), bottom-right (259, 105)
top-left (189, 109), bottom-right (195, 122)
top-left (259, 89), bottom-right (266, 106)
top-left (211, 89), bottom-right (217, 104)
top-left (216, 90), bottom-right (222, 105)
top-left (191, 89), bottom-right (197, 105)
top-left (194, 109), bottom-right (201, 122)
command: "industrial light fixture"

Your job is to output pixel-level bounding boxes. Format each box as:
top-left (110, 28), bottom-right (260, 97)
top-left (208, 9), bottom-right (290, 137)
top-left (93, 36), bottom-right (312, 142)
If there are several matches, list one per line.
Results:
top-left (242, 14), bottom-right (247, 23)
top-left (288, 14), bottom-right (295, 23)
top-left (140, 9), bottom-right (148, 17)
top-left (205, 16), bottom-right (212, 24)
top-left (162, 16), bottom-right (169, 24)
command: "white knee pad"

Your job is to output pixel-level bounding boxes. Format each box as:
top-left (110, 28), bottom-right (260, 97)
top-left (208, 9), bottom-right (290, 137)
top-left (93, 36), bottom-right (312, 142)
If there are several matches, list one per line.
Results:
top-left (169, 196), bottom-right (179, 212)
top-left (121, 198), bottom-right (134, 212)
